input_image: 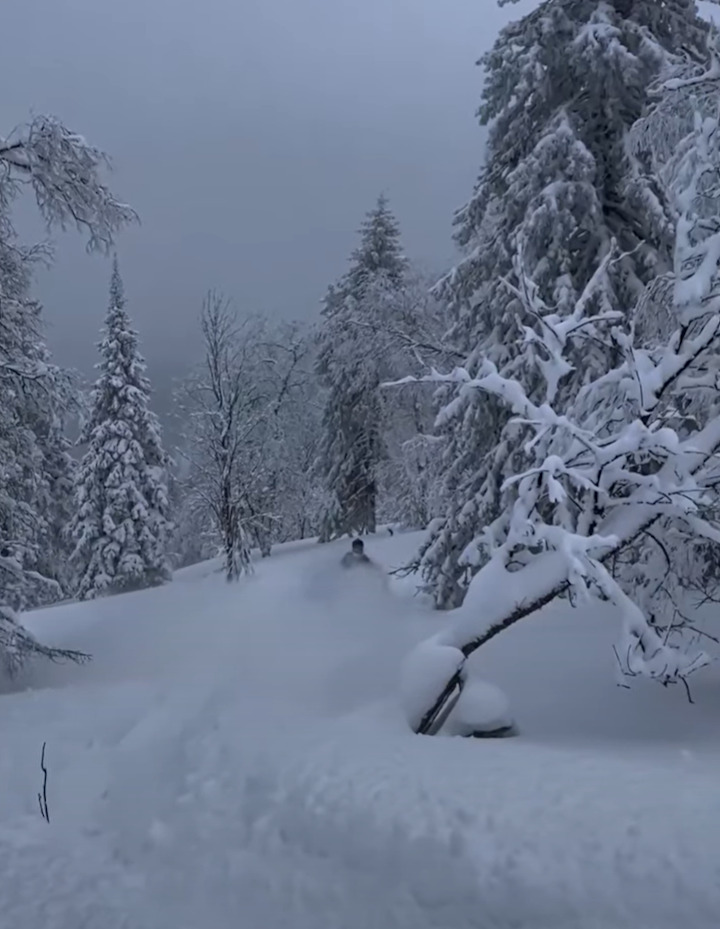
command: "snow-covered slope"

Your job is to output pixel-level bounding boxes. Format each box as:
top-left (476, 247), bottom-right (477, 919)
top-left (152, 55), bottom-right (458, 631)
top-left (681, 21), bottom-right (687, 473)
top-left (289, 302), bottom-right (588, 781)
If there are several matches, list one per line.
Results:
top-left (2, 532), bottom-right (719, 928)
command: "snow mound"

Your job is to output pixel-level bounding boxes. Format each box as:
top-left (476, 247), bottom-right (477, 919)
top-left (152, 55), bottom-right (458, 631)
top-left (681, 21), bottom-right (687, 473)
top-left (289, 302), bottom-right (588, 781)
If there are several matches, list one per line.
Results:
top-left (445, 679), bottom-right (514, 737)
top-left (400, 637), bottom-right (464, 731)
top-left (2, 530), bottom-right (719, 928)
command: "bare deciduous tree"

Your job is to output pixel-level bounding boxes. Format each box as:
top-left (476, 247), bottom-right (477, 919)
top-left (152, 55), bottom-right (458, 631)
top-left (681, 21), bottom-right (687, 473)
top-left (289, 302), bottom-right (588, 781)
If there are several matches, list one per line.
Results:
top-left (176, 294), bottom-right (309, 579)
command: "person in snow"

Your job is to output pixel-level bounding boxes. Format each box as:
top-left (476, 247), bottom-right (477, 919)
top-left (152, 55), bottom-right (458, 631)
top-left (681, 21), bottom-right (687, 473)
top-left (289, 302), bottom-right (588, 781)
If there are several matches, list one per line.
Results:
top-left (340, 538), bottom-right (372, 568)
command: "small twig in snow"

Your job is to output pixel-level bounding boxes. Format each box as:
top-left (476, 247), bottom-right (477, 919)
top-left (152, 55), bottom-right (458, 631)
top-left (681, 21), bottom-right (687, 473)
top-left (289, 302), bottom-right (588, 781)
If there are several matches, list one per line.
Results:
top-left (38, 742), bottom-right (50, 823)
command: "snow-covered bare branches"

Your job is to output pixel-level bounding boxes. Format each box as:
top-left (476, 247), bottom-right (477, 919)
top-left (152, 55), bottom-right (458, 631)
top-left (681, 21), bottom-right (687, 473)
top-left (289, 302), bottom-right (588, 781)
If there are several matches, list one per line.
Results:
top-left (176, 294), bottom-right (315, 576)
top-left (0, 116), bottom-right (136, 252)
top-left (177, 292), bottom-right (255, 580)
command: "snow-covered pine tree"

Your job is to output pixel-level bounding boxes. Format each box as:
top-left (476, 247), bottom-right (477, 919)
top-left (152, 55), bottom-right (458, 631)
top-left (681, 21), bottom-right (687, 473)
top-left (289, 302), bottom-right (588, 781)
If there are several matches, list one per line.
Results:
top-left (0, 246), bottom-right (74, 602)
top-left (0, 245), bottom-right (85, 675)
top-left (418, 0), bottom-right (710, 609)
top-left (398, 77), bottom-right (720, 730)
top-left (0, 114), bottom-right (134, 675)
top-left (315, 195), bottom-right (408, 540)
top-left (622, 25), bottom-right (720, 618)
top-left (20, 333), bottom-right (78, 599)
top-left (70, 259), bottom-right (171, 599)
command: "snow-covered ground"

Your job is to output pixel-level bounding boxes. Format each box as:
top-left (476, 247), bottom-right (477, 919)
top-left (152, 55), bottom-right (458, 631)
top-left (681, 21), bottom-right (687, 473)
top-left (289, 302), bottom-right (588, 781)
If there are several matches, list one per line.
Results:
top-left (2, 532), bottom-right (719, 929)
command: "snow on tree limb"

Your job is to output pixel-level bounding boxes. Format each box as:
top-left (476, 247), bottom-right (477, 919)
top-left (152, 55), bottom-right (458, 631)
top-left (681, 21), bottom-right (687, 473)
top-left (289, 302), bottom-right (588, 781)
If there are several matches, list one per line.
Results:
top-left (389, 77), bottom-right (720, 730)
top-left (0, 115), bottom-right (136, 252)
top-left (413, 1), bottom-right (710, 612)
top-left (0, 549), bottom-right (89, 677)
top-left (0, 114), bottom-right (135, 672)
top-left (176, 293), bottom-right (316, 573)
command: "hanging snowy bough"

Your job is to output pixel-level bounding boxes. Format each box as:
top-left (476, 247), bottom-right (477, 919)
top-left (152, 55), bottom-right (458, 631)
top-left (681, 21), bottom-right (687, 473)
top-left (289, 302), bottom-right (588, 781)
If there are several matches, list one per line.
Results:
top-left (0, 605), bottom-right (90, 681)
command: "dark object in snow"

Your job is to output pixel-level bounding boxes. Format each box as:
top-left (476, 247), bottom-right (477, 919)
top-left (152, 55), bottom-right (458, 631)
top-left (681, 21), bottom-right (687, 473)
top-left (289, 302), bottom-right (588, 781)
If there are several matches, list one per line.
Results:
top-left (38, 742), bottom-right (50, 823)
top-left (340, 538), bottom-right (372, 568)
top-left (467, 724), bottom-right (517, 739)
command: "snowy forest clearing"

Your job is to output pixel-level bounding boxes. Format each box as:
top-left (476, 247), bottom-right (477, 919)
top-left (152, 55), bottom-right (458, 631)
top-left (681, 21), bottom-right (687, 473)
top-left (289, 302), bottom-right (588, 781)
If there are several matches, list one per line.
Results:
top-left (2, 532), bottom-right (719, 929)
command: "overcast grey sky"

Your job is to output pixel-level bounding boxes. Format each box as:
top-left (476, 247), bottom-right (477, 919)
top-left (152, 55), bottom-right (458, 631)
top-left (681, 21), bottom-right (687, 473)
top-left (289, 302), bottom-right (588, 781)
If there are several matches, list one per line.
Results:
top-left (4, 0), bottom-right (536, 388)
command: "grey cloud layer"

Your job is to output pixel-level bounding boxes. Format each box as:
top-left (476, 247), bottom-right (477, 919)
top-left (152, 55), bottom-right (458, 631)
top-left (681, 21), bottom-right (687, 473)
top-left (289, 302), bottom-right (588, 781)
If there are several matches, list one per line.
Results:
top-left (3, 0), bottom-right (536, 383)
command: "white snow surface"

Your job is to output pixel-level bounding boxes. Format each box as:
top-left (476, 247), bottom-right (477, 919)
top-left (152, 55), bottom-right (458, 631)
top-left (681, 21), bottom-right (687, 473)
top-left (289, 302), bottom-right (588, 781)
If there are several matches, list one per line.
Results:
top-left (2, 531), bottom-right (719, 929)
top-left (445, 679), bottom-right (514, 736)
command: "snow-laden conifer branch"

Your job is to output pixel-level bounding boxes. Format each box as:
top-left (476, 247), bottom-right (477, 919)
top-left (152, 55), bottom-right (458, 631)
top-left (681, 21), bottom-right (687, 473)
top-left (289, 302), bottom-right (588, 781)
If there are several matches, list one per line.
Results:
top-left (414, 0), bottom-right (711, 615)
top-left (0, 553), bottom-right (89, 678)
top-left (390, 87), bottom-right (720, 730)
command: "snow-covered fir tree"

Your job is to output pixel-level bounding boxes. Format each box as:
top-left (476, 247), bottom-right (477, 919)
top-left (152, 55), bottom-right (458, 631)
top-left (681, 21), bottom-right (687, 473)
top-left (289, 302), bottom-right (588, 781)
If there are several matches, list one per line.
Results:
top-left (417, 0), bottom-right (710, 609)
top-left (399, 63), bottom-right (720, 730)
top-left (0, 244), bottom-right (82, 676)
top-left (315, 195), bottom-right (408, 540)
top-left (70, 259), bottom-right (171, 599)
top-left (0, 248), bottom-right (76, 604)
top-left (0, 114), bottom-right (134, 675)
top-left (19, 333), bottom-right (78, 599)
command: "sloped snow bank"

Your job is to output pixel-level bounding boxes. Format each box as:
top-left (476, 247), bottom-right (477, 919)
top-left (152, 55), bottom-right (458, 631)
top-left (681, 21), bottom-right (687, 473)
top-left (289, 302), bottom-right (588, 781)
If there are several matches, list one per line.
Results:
top-left (1, 531), bottom-right (719, 928)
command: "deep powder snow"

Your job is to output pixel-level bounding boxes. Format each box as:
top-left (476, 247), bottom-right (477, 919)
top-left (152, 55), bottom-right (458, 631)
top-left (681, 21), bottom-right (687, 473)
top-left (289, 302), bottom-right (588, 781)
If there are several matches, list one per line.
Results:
top-left (1, 532), bottom-right (719, 929)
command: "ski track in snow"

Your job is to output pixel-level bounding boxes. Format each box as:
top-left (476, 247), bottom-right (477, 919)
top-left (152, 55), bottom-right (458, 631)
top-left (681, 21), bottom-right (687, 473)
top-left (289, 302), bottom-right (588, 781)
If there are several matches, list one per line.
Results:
top-left (2, 534), bottom-right (720, 928)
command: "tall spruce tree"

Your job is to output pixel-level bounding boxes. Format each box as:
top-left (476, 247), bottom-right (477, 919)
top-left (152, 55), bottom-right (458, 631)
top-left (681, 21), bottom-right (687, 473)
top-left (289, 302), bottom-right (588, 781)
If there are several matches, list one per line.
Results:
top-left (315, 195), bottom-right (408, 540)
top-left (70, 259), bottom-right (171, 599)
top-left (417, 0), bottom-right (709, 608)
top-left (0, 244), bottom-right (86, 674)
top-left (0, 114), bottom-right (134, 676)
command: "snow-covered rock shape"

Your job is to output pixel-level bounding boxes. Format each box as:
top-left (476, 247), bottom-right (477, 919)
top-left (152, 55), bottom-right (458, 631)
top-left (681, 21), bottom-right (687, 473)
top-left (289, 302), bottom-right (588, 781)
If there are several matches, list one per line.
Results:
top-left (445, 679), bottom-right (514, 738)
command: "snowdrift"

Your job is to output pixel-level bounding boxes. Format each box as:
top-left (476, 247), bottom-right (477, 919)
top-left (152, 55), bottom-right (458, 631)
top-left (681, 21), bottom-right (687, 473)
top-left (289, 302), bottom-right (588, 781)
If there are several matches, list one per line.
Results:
top-left (1, 531), bottom-right (718, 929)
